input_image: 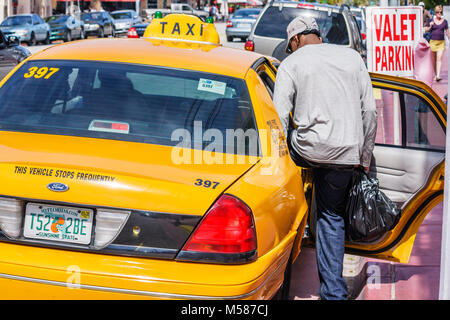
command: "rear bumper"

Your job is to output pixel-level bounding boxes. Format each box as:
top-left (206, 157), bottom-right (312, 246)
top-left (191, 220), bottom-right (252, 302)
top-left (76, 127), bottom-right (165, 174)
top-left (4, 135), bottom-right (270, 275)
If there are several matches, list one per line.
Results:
top-left (226, 28), bottom-right (251, 38)
top-left (114, 28), bottom-right (129, 34)
top-left (0, 232), bottom-right (296, 299)
top-left (85, 30), bottom-right (100, 37)
top-left (3, 33), bottom-right (30, 42)
top-left (50, 31), bottom-right (65, 41)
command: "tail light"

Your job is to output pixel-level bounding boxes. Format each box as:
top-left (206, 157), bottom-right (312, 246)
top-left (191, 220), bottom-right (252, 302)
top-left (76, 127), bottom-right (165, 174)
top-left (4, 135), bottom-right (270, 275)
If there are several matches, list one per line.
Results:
top-left (0, 197), bottom-right (23, 238)
top-left (226, 20), bottom-right (233, 28)
top-left (244, 40), bottom-right (254, 51)
top-left (127, 27), bottom-right (139, 38)
top-left (361, 32), bottom-right (366, 40)
top-left (177, 194), bottom-right (257, 264)
top-left (297, 3), bottom-right (314, 8)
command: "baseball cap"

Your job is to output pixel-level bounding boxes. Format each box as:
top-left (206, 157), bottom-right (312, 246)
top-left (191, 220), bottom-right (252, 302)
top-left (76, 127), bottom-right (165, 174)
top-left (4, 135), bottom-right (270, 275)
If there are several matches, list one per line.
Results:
top-left (418, 2), bottom-right (425, 7)
top-left (285, 15), bottom-right (320, 53)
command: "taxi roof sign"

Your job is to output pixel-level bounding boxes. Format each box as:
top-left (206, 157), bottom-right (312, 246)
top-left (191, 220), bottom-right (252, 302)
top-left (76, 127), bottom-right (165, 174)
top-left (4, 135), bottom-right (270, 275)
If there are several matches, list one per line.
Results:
top-left (143, 13), bottom-right (220, 45)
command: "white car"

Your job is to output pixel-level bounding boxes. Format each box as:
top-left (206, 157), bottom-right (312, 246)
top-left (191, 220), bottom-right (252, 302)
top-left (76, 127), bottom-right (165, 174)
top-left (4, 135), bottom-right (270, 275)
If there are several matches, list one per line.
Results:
top-left (111, 10), bottom-right (141, 35)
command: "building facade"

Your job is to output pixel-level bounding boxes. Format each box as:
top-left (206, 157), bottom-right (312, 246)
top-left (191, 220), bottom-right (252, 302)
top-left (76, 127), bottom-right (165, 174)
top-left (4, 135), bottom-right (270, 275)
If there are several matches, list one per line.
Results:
top-left (54, 0), bottom-right (150, 14)
top-left (15, 0), bottom-right (52, 17)
top-left (0, 0), bottom-right (12, 21)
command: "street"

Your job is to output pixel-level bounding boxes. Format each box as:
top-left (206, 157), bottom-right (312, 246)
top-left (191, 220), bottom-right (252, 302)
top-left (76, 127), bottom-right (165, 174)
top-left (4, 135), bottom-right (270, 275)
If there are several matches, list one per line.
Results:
top-left (24, 21), bottom-right (244, 55)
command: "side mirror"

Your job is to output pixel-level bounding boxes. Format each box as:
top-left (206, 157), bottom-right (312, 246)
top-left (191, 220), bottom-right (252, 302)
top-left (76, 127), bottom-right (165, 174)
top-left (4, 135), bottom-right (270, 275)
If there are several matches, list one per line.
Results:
top-left (7, 36), bottom-right (19, 46)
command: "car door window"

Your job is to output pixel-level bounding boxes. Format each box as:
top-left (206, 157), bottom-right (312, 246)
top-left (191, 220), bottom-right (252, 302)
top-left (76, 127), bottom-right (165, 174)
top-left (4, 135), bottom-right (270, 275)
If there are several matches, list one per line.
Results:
top-left (257, 71), bottom-right (274, 98)
top-left (370, 85), bottom-right (445, 210)
top-left (374, 87), bottom-right (445, 151)
top-left (254, 62), bottom-right (276, 98)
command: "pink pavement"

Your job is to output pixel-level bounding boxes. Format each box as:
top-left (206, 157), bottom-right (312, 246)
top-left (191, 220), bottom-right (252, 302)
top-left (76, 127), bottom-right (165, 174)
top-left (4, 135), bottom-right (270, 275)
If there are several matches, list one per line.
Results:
top-left (288, 50), bottom-right (448, 300)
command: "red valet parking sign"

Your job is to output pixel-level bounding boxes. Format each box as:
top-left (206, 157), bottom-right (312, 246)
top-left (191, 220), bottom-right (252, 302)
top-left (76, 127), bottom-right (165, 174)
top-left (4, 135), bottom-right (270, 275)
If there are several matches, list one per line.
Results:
top-left (367, 6), bottom-right (422, 76)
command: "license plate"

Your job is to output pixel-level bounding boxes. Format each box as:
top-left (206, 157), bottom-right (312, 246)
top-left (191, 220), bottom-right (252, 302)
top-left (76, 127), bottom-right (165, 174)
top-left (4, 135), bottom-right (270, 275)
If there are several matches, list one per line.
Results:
top-left (238, 23), bottom-right (251, 28)
top-left (23, 203), bottom-right (93, 245)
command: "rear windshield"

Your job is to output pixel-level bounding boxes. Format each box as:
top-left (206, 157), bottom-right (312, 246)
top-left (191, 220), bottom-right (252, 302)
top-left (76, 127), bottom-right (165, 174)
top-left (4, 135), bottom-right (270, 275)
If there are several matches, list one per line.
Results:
top-left (233, 9), bottom-right (261, 19)
top-left (111, 12), bottom-right (132, 19)
top-left (45, 16), bottom-right (69, 24)
top-left (0, 60), bottom-right (258, 156)
top-left (82, 13), bottom-right (103, 21)
top-left (1, 16), bottom-right (32, 26)
top-left (254, 6), bottom-right (349, 45)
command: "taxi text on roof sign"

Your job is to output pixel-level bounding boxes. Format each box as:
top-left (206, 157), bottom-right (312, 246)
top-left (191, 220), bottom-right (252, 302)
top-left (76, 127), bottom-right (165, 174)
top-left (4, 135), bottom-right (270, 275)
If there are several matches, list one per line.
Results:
top-left (143, 13), bottom-right (220, 45)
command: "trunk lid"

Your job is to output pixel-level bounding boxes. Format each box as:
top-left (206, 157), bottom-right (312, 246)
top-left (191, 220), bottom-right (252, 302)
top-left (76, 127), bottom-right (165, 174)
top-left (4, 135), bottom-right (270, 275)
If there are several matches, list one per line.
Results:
top-left (0, 131), bottom-right (258, 215)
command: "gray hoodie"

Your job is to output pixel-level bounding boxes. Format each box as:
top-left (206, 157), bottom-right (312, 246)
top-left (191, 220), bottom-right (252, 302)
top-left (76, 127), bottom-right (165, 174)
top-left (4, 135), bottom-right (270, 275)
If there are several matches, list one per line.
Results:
top-left (273, 43), bottom-right (377, 168)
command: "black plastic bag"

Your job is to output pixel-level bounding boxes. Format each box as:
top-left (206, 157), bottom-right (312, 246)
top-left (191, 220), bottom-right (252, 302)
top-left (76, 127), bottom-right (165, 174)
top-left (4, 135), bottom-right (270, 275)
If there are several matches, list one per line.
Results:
top-left (345, 168), bottom-right (401, 242)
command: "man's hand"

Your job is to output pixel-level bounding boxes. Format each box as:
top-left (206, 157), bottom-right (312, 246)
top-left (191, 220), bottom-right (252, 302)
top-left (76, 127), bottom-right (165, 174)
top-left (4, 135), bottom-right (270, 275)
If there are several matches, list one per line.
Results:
top-left (354, 165), bottom-right (370, 172)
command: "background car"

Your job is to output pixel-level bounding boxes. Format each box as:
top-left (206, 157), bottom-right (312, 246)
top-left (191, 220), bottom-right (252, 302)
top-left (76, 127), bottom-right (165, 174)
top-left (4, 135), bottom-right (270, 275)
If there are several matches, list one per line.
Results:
top-left (226, 8), bottom-right (261, 42)
top-left (45, 15), bottom-right (85, 42)
top-left (0, 30), bottom-right (30, 79)
top-left (82, 11), bottom-right (115, 38)
top-left (127, 22), bottom-right (149, 38)
top-left (0, 14), bottom-right (50, 46)
top-left (351, 6), bottom-right (366, 46)
top-left (111, 10), bottom-right (141, 36)
top-left (246, 2), bottom-right (365, 62)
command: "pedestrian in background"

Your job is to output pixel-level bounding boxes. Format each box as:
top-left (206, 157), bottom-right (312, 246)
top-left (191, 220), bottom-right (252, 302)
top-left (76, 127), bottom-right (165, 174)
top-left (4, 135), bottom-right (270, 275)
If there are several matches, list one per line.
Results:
top-left (419, 2), bottom-right (433, 41)
top-left (273, 16), bottom-right (377, 300)
top-left (425, 4), bottom-right (450, 81)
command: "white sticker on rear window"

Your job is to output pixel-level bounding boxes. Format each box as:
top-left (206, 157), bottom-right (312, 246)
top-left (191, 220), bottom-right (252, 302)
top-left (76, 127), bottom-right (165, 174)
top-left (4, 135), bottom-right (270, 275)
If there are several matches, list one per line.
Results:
top-left (197, 78), bottom-right (226, 95)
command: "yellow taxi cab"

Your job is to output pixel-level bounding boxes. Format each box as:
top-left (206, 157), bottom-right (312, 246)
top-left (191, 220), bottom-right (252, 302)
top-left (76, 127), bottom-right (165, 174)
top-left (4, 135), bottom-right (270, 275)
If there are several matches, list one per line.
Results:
top-left (0, 12), bottom-right (445, 299)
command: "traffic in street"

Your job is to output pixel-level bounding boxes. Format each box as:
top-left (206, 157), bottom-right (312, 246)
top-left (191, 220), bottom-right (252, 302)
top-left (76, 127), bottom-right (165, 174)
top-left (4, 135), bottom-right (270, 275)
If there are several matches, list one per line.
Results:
top-left (0, 1), bottom-right (447, 302)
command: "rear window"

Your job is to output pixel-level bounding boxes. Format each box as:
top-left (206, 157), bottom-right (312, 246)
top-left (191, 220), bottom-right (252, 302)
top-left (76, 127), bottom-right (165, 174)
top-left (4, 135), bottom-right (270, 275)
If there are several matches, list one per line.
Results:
top-left (0, 60), bottom-right (259, 156)
top-left (233, 9), bottom-right (261, 19)
top-left (82, 13), bottom-right (103, 21)
top-left (254, 6), bottom-right (349, 45)
top-left (45, 16), bottom-right (69, 24)
top-left (1, 16), bottom-right (32, 26)
top-left (111, 12), bottom-right (132, 19)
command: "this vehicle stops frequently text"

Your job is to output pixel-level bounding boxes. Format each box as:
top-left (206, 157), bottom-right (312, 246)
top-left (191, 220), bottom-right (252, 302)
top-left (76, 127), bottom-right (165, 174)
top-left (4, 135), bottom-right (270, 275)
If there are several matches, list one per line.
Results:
top-left (0, 13), bottom-right (446, 299)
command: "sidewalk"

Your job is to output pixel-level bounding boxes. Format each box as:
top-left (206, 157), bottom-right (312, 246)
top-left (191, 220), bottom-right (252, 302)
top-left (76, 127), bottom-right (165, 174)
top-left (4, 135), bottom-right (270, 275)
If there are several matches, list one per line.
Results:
top-left (289, 50), bottom-right (448, 300)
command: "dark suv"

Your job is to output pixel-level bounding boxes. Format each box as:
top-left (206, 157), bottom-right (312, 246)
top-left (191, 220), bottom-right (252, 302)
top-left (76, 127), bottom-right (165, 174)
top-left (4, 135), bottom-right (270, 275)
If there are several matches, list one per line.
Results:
top-left (245, 2), bottom-right (365, 62)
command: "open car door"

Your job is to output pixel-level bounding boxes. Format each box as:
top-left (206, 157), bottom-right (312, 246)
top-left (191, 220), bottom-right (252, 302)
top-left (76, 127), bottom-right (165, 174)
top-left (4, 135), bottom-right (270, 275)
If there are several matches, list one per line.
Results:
top-left (344, 73), bottom-right (446, 263)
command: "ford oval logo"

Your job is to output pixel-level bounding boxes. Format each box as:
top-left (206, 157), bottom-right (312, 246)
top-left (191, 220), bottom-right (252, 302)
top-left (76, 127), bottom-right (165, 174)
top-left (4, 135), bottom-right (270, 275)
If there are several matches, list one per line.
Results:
top-left (47, 182), bottom-right (69, 192)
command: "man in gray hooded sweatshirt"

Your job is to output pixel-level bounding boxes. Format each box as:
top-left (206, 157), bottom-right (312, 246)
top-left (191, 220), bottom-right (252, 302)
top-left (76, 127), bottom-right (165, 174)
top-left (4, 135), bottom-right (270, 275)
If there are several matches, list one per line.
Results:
top-left (273, 16), bottom-right (377, 300)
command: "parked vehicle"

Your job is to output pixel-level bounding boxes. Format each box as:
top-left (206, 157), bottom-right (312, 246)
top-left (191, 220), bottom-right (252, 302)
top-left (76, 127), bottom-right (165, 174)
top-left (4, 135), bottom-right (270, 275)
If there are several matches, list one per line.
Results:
top-left (82, 11), bottom-right (115, 38)
top-left (0, 14), bottom-right (50, 46)
top-left (0, 30), bottom-right (30, 79)
top-left (226, 8), bottom-right (261, 42)
top-left (111, 10), bottom-right (142, 36)
top-left (351, 7), bottom-right (366, 45)
top-left (45, 15), bottom-right (85, 42)
top-left (246, 2), bottom-right (365, 62)
top-left (143, 3), bottom-right (209, 20)
top-left (127, 22), bottom-right (149, 38)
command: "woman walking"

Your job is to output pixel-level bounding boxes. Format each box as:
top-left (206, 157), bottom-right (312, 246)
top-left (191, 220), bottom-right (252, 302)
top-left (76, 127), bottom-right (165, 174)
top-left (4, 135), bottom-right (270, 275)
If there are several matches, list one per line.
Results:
top-left (425, 5), bottom-right (450, 81)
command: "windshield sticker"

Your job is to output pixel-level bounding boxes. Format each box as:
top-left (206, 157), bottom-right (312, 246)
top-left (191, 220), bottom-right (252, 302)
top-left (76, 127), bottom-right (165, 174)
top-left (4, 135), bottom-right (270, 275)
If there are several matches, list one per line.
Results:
top-left (197, 78), bottom-right (226, 95)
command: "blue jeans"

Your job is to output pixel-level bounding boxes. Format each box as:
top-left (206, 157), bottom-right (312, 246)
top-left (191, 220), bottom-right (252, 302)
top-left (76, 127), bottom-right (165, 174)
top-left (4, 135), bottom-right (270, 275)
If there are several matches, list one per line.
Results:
top-left (314, 167), bottom-right (353, 300)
